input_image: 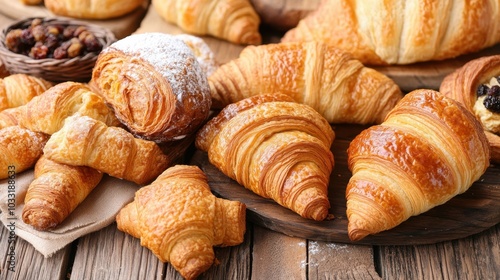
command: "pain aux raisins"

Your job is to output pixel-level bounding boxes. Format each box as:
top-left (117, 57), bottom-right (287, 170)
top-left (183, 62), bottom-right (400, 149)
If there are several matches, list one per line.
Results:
top-left (476, 78), bottom-right (500, 113)
top-left (4, 18), bottom-right (103, 59)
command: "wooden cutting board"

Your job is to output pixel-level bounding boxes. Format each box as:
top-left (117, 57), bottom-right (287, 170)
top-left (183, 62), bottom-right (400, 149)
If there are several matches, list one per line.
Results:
top-left (0, 0), bottom-right (149, 39)
top-left (134, 4), bottom-right (500, 245)
top-left (190, 124), bottom-right (500, 246)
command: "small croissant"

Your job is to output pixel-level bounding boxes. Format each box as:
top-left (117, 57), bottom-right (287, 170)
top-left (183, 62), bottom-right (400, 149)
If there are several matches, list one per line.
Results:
top-left (196, 94), bottom-right (335, 221)
top-left (152, 0), bottom-right (262, 45)
top-left (0, 126), bottom-right (48, 179)
top-left (43, 115), bottom-right (170, 185)
top-left (116, 164), bottom-right (246, 280)
top-left (19, 81), bottom-right (121, 135)
top-left (0, 74), bottom-right (53, 111)
top-left (22, 155), bottom-right (103, 231)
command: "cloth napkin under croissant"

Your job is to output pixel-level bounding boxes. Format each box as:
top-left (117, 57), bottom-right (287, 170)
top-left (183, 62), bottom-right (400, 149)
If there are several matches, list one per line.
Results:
top-left (0, 170), bottom-right (138, 258)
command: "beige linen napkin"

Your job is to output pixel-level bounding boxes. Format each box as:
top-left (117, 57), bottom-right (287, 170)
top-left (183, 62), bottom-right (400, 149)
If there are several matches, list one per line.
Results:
top-left (0, 169), bottom-right (139, 258)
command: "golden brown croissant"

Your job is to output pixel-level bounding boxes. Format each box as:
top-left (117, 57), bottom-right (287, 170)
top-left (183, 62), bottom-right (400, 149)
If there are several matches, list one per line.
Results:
top-left (208, 41), bottom-right (403, 124)
top-left (43, 115), bottom-right (170, 185)
top-left (18, 81), bottom-right (120, 135)
top-left (439, 55), bottom-right (500, 163)
top-left (22, 155), bottom-right (103, 231)
top-left (116, 164), bottom-right (246, 280)
top-left (196, 94), bottom-right (335, 221)
top-left (282, 0), bottom-right (500, 65)
top-left (91, 33), bottom-right (212, 142)
top-left (19, 0), bottom-right (43, 5)
top-left (44, 0), bottom-right (144, 19)
top-left (0, 74), bottom-right (53, 111)
top-left (346, 89), bottom-right (490, 241)
top-left (152, 0), bottom-right (261, 45)
top-left (0, 126), bottom-right (49, 179)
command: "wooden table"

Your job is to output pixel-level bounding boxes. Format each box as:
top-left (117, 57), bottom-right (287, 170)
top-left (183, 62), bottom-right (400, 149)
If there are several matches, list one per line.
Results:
top-left (1, 4), bottom-right (500, 280)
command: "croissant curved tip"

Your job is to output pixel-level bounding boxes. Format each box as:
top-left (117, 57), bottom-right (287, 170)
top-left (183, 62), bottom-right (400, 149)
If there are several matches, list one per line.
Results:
top-left (347, 228), bottom-right (370, 242)
top-left (239, 32), bottom-right (262, 45)
top-left (22, 209), bottom-right (59, 231)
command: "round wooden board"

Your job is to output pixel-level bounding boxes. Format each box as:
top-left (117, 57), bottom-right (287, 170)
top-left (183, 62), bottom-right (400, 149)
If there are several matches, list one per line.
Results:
top-left (0, 0), bottom-right (149, 39)
top-left (190, 124), bottom-right (500, 246)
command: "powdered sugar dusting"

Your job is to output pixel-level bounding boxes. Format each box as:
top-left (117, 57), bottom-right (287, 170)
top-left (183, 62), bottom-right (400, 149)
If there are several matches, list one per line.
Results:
top-left (174, 34), bottom-right (218, 77)
top-left (104, 32), bottom-right (209, 100)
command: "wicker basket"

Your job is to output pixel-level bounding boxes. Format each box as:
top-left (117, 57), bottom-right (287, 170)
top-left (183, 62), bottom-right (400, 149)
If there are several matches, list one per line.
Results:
top-left (0, 17), bottom-right (116, 83)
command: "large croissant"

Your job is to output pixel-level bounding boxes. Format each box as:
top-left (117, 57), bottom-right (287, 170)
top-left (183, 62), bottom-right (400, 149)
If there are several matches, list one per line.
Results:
top-left (116, 164), bottom-right (246, 280)
top-left (208, 41), bottom-right (403, 124)
top-left (346, 89), bottom-right (490, 241)
top-left (439, 54), bottom-right (500, 163)
top-left (0, 126), bottom-right (49, 179)
top-left (91, 33), bottom-right (212, 142)
top-left (196, 94), bottom-right (335, 221)
top-left (0, 74), bottom-right (53, 111)
top-left (22, 155), bottom-right (103, 231)
top-left (19, 81), bottom-right (120, 135)
top-left (43, 115), bottom-right (170, 185)
top-left (282, 0), bottom-right (500, 65)
top-left (152, 0), bottom-right (261, 45)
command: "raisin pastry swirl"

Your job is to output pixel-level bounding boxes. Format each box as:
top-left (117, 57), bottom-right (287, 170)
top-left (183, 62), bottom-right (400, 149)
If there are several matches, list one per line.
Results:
top-left (439, 54), bottom-right (500, 163)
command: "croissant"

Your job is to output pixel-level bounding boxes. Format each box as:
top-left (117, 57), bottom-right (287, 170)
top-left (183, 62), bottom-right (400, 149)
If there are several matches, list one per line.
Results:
top-left (0, 74), bottom-right (53, 111)
top-left (91, 33), bottom-right (212, 142)
top-left (43, 115), bottom-right (170, 185)
top-left (152, 0), bottom-right (261, 45)
top-left (18, 81), bottom-right (120, 135)
top-left (116, 164), bottom-right (246, 280)
top-left (0, 106), bottom-right (23, 129)
top-left (44, 0), bottom-right (144, 19)
top-left (282, 0), bottom-right (500, 65)
top-left (346, 89), bottom-right (490, 241)
top-left (22, 155), bottom-right (103, 231)
top-left (439, 55), bottom-right (500, 163)
top-left (196, 94), bottom-right (335, 221)
top-left (208, 41), bottom-right (403, 124)
top-left (19, 0), bottom-right (43, 5)
top-left (0, 126), bottom-right (49, 179)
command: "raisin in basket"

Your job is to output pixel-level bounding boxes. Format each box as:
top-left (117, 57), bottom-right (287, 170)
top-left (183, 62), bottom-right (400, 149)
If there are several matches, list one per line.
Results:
top-left (0, 17), bottom-right (116, 83)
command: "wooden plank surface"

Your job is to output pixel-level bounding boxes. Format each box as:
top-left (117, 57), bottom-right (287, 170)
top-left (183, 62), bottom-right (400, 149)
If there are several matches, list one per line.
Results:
top-left (190, 123), bottom-right (500, 245)
top-left (377, 224), bottom-right (500, 279)
top-left (0, 225), bottom-right (71, 280)
top-left (70, 223), bottom-right (164, 280)
top-left (251, 225), bottom-right (307, 280)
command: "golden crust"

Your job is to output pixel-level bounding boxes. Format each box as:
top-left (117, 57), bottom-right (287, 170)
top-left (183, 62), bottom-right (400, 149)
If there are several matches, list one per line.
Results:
top-left (152, 0), bottom-right (262, 45)
top-left (282, 0), bottom-right (500, 65)
top-left (44, 0), bottom-right (144, 19)
top-left (346, 89), bottom-right (490, 241)
top-left (196, 94), bottom-right (335, 221)
top-left (116, 165), bottom-right (246, 280)
top-left (19, 81), bottom-right (120, 135)
top-left (0, 74), bottom-right (53, 112)
top-left (0, 126), bottom-right (49, 179)
top-left (208, 41), bottom-right (403, 124)
top-left (43, 115), bottom-right (170, 185)
top-left (22, 155), bottom-right (103, 231)
top-left (92, 33), bottom-right (212, 142)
